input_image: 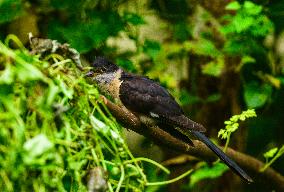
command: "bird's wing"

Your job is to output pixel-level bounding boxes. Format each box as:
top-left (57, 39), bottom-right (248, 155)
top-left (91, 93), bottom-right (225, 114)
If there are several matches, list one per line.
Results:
top-left (119, 73), bottom-right (205, 132)
top-left (119, 73), bottom-right (252, 182)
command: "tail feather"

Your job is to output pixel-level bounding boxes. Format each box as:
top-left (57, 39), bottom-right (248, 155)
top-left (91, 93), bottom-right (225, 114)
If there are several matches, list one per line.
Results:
top-left (191, 131), bottom-right (253, 183)
top-left (167, 115), bottom-right (206, 132)
top-left (165, 115), bottom-right (252, 182)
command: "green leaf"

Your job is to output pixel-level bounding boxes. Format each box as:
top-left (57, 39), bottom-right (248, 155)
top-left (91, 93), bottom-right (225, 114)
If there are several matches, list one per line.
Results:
top-left (12, 51), bottom-right (45, 82)
top-left (15, 63), bottom-right (44, 82)
top-left (123, 12), bottom-right (145, 25)
top-left (192, 39), bottom-right (221, 57)
top-left (244, 82), bottom-right (272, 108)
top-left (241, 55), bottom-right (255, 65)
top-left (225, 1), bottom-right (241, 10)
top-left (243, 1), bottom-right (262, 15)
top-left (189, 163), bottom-right (228, 187)
top-left (227, 123), bottom-right (239, 132)
top-left (251, 15), bottom-right (273, 37)
top-left (264, 147), bottom-right (278, 159)
top-left (219, 109), bottom-right (256, 140)
top-left (265, 74), bottom-right (281, 89)
top-left (233, 15), bottom-right (254, 33)
top-left (202, 57), bottom-right (224, 77)
top-left (261, 145), bottom-right (284, 172)
top-left (222, 39), bottom-right (244, 54)
top-left (243, 109), bottom-right (257, 117)
top-left (218, 129), bottom-right (227, 139)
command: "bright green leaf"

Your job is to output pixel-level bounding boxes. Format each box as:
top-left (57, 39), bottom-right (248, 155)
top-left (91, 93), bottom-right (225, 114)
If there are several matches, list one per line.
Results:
top-left (189, 163), bottom-right (229, 187)
top-left (243, 1), bottom-right (262, 15)
top-left (233, 15), bottom-right (254, 33)
top-left (265, 74), bottom-right (281, 89)
top-left (264, 147), bottom-right (278, 159)
top-left (192, 39), bottom-right (221, 57)
top-left (225, 1), bottom-right (241, 10)
top-left (15, 61), bottom-right (44, 82)
top-left (202, 57), bottom-right (224, 77)
top-left (219, 109), bottom-right (256, 140)
top-left (241, 55), bottom-right (255, 65)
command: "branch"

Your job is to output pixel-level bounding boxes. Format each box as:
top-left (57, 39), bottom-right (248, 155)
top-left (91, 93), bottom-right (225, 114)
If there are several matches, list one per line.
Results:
top-left (101, 97), bottom-right (284, 191)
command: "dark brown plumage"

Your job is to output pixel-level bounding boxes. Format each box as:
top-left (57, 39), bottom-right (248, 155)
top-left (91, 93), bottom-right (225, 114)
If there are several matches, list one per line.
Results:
top-left (87, 57), bottom-right (253, 183)
top-left (119, 72), bottom-right (206, 132)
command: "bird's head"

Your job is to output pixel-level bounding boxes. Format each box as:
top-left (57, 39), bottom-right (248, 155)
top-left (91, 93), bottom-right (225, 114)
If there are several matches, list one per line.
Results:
top-left (86, 57), bottom-right (123, 89)
top-left (86, 57), bottom-right (119, 78)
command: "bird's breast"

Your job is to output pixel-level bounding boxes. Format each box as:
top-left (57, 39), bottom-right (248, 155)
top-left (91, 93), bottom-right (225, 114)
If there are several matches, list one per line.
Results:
top-left (106, 77), bottom-right (123, 101)
top-left (94, 70), bottom-right (123, 102)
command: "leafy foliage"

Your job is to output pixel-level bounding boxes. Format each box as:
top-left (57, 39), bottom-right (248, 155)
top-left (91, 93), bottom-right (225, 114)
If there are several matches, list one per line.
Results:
top-left (221, 1), bottom-right (273, 55)
top-left (201, 56), bottom-right (224, 77)
top-left (0, 38), bottom-right (152, 191)
top-left (219, 109), bottom-right (256, 139)
top-left (188, 163), bottom-right (228, 188)
top-left (261, 145), bottom-right (284, 172)
top-left (264, 147), bottom-right (279, 160)
top-left (218, 109), bottom-right (257, 151)
top-left (48, 11), bottom-right (125, 53)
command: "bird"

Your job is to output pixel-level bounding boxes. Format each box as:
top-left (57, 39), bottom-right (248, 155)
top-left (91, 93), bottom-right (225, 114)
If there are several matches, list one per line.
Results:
top-left (86, 56), bottom-right (253, 183)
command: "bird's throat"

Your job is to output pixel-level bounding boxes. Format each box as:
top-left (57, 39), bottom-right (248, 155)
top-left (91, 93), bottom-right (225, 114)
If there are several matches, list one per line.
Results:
top-left (94, 69), bottom-right (123, 101)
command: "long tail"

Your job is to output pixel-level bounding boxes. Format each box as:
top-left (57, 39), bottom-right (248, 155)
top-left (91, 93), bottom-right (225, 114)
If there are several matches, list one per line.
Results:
top-left (191, 131), bottom-right (253, 183)
top-left (167, 115), bottom-right (206, 132)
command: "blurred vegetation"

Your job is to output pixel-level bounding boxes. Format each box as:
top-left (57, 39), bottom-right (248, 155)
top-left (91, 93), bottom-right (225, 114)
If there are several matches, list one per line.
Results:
top-left (1, 0), bottom-right (284, 191)
top-left (0, 38), bottom-right (151, 191)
